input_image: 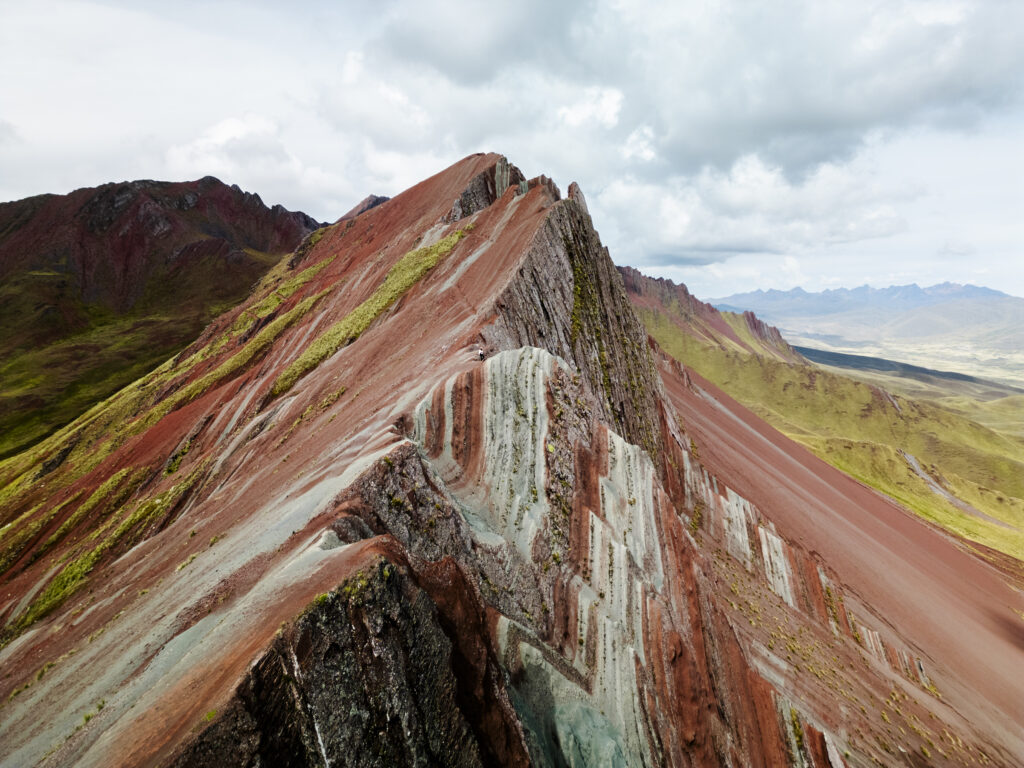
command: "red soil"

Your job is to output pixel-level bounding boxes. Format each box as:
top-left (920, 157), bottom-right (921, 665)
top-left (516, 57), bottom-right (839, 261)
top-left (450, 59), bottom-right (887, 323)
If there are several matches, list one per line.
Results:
top-left (661, 357), bottom-right (1024, 755)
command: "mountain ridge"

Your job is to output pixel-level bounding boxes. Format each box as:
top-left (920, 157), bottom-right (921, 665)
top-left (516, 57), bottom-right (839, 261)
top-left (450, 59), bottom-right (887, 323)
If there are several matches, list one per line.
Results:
top-left (712, 281), bottom-right (1013, 315)
top-left (1, 155), bottom-right (1021, 767)
top-left (619, 266), bottom-right (804, 364)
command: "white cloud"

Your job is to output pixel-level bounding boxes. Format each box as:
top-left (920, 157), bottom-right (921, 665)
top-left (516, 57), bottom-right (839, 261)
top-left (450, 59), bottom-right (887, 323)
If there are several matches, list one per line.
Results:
top-left (166, 117), bottom-right (296, 179)
top-left (0, 120), bottom-right (16, 145)
top-left (623, 126), bottom-right (656, 162)
top-left (558, 88), bottom-right (623, 129)
top-left (0, 0), bottom-right (1021, 297)
top-left (594, 152), bottom-right (911, 273)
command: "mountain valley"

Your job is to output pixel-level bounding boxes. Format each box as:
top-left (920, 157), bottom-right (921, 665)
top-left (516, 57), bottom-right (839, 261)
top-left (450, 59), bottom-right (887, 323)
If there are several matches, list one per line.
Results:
top-left (711, 285), bottom-right (1024, 388)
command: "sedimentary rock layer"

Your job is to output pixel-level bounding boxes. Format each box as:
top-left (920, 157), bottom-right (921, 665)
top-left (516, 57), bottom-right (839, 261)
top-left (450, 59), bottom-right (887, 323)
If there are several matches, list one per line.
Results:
top-left (0, 154), bottom-right (1020, 767)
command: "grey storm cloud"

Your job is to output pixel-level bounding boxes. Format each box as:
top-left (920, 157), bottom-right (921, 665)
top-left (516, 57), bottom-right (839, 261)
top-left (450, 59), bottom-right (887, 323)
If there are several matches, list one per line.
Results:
top-left (643, 245), bottom-right (780, 269)
top-left (362, 0), bottom-right (1024, 177)
top-left (1, 0), bottom-right (1022, 297)
top-left (636, 1), bottom-right (1024, 174)
top-left (376, 0), bottom-right (594, 86)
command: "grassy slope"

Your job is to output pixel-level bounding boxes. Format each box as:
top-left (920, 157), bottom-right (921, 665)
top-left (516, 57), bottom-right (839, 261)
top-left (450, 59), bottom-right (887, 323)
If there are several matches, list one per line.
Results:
top-left (639, 307), bottom-right (1024, 560)
top-left (939, 395), bottom-right (1024, 439)
top-left (0, 256), bottom-right (328, 641)
top-left (0, 177), bottom-right (320, 461)
top-left (0, 247), bottom-right (282, 460)
top-left (0, 219), bottom-right (471, 641)
top-left (806, 363), bottom-right (1024, 439)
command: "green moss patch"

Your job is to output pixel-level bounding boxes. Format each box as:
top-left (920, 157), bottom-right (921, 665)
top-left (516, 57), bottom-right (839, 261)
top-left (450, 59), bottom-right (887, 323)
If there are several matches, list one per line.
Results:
top-left (135, 291), bottom-right (328, 433)
top-left (0, 236), bottom-right (290, 462)
top-left (42, 465), bottom-right (150, 556)
top-left (6, 459), bottom-right (209, 639)
top-left (0, 278), bottom-right (327, 527)
top-left (0, 503), bottom-right (46, 576)
top-left (271, 228), bottom-right (468, 397)
top-left (228, 254), bottom-right (336, 343)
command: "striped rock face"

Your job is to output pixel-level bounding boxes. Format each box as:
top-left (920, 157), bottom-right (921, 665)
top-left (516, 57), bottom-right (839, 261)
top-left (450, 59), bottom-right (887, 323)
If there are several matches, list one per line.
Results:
top-left (411, 347), bottom-right (668, 766)
top-left (1, 154), bottom-right (1021, 767)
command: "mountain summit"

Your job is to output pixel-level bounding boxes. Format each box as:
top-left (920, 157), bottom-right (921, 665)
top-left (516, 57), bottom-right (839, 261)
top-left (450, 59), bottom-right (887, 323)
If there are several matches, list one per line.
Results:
top-left (0, 155), bottom-right (1021, 767)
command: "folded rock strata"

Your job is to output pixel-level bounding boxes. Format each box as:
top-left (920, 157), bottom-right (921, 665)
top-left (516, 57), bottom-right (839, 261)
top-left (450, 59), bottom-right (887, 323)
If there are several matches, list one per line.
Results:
top-left (0, 153), bottom-right (1021, 768)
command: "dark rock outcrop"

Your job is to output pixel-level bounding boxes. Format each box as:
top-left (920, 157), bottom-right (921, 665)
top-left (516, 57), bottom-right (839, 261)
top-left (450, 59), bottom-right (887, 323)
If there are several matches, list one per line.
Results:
top-left (487, 200), bottom-right (664, 461)
top-left (566, 181), bottom-right (588, 215)
top-left (338, 194), bottom-right (390, 222)
top-left (444, 155), bottom-right (526, 222)
top-left (171, 559), bottom-right (484, 768)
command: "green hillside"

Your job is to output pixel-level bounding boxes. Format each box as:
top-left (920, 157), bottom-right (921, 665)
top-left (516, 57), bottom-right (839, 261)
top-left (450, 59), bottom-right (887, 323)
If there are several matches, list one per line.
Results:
top-left (638, 306), bottom-right (1024, 561)
top-left (806, 362), bottom-right (1024, 439)
top-left (0, 179), bottom-right (319, 460)
top-left (0, 256), bottom-right (277, 460)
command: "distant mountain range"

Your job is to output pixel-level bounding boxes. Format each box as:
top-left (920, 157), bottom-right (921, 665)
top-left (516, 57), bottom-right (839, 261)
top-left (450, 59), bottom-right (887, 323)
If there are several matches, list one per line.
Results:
top-left (712, 282), bottom-right (1012, 316)
top-left (710, 282), bottom-right (1024, 386)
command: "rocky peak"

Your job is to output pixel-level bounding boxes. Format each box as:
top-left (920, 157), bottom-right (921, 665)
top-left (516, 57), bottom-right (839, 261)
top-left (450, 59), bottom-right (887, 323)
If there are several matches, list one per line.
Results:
top-left (338, 194), bottom-right (391, 222)
top-left (566, 181), bottom-right (588, 214)
top-left (0, 153), bottom-right (1020, 767)
top-left (740, 308), bottom-right (793, 352)
top-left (444, 155), bottom-right (527, 222)
top-left (619, 264), bottom-right (710, 316)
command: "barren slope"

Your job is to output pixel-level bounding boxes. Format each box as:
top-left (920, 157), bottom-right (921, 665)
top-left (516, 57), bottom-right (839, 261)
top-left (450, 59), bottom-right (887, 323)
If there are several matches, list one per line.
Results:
top-left (663, 362), bottom-right (1024, 757)
top-left (626, 270), bottom-right (1024, 562)
top-left (0, 155), bottom-right (1020, 767)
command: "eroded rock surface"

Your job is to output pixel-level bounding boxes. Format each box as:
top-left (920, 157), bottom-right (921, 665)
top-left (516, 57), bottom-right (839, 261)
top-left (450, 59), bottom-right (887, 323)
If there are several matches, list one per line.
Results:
top-left (170, 559), bottom-right (483, 768)
top-left (1, 153), bottom-right (1021, 768)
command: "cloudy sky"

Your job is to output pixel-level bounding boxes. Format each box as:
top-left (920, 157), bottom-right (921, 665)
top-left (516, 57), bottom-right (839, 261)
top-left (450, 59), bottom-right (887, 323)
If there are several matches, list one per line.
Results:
top-left (1, 0), bottom-right (1021, 298)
